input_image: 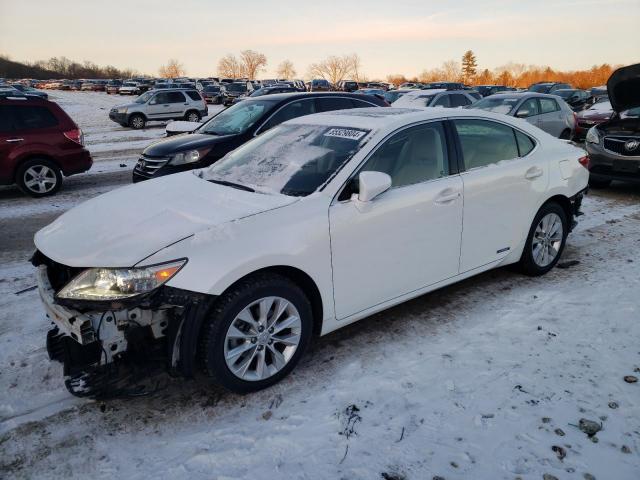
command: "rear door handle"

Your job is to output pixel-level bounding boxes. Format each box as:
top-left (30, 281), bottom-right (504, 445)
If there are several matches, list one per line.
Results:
top-left (435, 190), bottom-right (461, 204)
top-left (525, 166), bottom-right (543, 180)
top-left (5, 138), bottom-right (24, 143)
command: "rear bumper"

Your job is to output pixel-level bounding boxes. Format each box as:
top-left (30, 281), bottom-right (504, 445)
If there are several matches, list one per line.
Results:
top-left (61, 148), bottom-right (93, 176)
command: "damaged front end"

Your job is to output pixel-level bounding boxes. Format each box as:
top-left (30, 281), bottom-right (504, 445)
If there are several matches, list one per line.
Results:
top-left (32, 251), bottom-right (216, 398)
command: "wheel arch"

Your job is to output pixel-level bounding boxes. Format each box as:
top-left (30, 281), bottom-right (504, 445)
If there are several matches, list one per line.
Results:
top-left (13, 154), bottom-right (62, 183)
top-left (218, 265), bottom-right (324, 336)
top-left (541, 194), bottom-right (572, 225)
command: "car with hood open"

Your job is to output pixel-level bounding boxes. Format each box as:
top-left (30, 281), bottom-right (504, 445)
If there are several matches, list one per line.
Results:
top-left (133, 92), bottom-right (388, 182)
top-left (33, 106), bottom-right (588, 398)
top-left (585, 63), bottom-right (640, 188)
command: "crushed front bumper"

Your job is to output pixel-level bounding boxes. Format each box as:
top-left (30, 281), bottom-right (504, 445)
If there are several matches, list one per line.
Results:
top-left (34, 256), bottom-right (217, 398)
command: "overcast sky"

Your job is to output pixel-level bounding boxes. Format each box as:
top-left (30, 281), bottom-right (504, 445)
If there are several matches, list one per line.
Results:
top-left (1, 0), bottom-right (638, 79)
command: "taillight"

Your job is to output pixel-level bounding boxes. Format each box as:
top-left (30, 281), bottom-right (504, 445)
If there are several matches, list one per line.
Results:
top-left (578, 155), bottom-right (589, 169)
top-left (64, 128), bottom-right (84, 146)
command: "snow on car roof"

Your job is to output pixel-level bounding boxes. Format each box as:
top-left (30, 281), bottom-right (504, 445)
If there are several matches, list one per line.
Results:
top-left (284, 103), bottom-right (547, 142)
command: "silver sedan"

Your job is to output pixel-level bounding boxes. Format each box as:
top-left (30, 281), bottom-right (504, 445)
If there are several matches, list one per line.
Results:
top-left (470, 93), bottom-right (575, 139)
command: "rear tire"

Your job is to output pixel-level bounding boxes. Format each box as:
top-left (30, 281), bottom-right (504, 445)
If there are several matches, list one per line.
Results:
top-left (588, 176), bottom-right (611, 189)
top-left (128, 114), bottom-right (145, 129)
top-left (518, 202), bottom-right (568, 276)
top-left (185, 110), bottom-right (201, 122)
top-left (16, 158), bottom-right (63, 197)
top-left (199, 273), bottom-right (313, 394)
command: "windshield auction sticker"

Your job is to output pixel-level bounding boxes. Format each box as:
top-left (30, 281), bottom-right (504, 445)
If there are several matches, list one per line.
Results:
top-left (324, 128), bottom-right (367, 140)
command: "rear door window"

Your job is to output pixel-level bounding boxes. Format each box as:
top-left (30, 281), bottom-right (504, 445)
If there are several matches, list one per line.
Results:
top-left (432, 94), bottom-right (450, 108)
top-left (539, 98), bottom-right (560, 114)
top-left (167, 91), bottom-right (186, 103)
top-left (450, 94), bottom-right (471, 107)
top-left (315, 97), bottom-right (354, 113)
top-left (454, 119), bottom-right (519, 169)
top-left (516, 98), bottom-right (540, 117)
top-left (13, 105), bottom-right (59, 130)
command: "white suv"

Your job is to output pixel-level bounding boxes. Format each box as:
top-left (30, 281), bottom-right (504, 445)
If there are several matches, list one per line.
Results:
top-left (34, 107), bottom-right (588, 397)
top-left (108, 89), bottom-right (207, 129)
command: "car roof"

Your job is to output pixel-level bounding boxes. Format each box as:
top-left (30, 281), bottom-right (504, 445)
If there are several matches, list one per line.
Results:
top-left (241, 92), bottom-right (384, 103)
top-left (489, 92), bottom-right (564, 100)
top-left (285, 106), bottom-right (542, 137)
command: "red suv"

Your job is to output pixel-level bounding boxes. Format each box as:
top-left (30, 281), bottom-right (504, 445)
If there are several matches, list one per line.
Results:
top-left (0, 94), bottom-right (92, 197)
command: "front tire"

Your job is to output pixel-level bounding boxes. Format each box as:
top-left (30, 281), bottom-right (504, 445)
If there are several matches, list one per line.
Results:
top-left (128, 114), bottom-right (145, 129)
top-left (518, 202), bottom-right (568, 276)
top-left (199, 273), bottom-right (313, 393)
top-left (16, 158), bottom-right (63, 197)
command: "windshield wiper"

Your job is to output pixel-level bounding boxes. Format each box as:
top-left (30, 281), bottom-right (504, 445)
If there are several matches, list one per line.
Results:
top-left (208, 179), bottom-right (255, 192)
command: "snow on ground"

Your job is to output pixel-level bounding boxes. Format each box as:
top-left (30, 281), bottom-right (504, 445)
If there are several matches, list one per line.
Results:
top-left (0, 92), bottom-right (639, 479)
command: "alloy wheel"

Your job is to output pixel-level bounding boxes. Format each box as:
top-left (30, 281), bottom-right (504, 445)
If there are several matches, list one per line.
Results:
top-left (23, 165), bottom-right (58, 194)
top-left (131, 116), bottom-right (144, 129)
top-left (532, 212), bottom-right (563, 267)
top-left (187, 112), bottom-right (199, 122)
top-left (223, 296), bottom-right (302, 381)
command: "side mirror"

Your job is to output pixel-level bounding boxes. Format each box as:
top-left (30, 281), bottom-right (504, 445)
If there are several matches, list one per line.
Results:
top-left (515, 109), bottom-right (529, 118)
top-left (357, 171), bottom-right (392, 202)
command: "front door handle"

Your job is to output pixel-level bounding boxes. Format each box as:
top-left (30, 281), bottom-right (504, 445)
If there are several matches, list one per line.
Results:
top-left (435, 190), bottom-right (461, 204)
top-left (5, 138), bottom-right (24, 143)
top-left (525, 166), bottom-right (543, 180)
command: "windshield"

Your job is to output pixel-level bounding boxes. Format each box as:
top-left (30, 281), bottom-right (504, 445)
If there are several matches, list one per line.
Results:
top-left (472, 96), bottom-right (520, 114)
top-left (204, 86), bottom-right (220, 92)
top-left (225, 83), bottom-right (247, 92)
top-left (201, 99), bottom-right (276, 135)
top-left (204, 124), bottom-right (370, 196)
top-left (135, 91), bottom-right (154, 103)
top-left (529, 84), bottom-right (551, 93)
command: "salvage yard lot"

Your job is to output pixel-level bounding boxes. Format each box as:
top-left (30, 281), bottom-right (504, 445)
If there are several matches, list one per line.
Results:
top-left (1, 92), bottom-right (639, 479)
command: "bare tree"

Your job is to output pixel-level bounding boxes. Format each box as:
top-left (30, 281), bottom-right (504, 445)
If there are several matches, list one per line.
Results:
top-left (239, 50), bottom-right (267, 79)
top-left (307, 54), bottom-right (361, 85)
top-left (158, 59), bottom-right (185, 78)
top-left (217, 54), bottom-right (244, 78)
top-left (276, 60), bottom-right (296, 79)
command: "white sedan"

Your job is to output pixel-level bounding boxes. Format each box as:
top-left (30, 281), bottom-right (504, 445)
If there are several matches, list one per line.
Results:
top-left (34, 107), bottom-right (589, 396)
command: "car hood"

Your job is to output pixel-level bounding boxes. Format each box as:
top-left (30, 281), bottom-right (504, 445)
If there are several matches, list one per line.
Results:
top-left (143, 133), bottom-right (234, 156)
top-left (607, 63), bottom-right (640, 113)
top-left (113, 101), bottom-right (138, 110)
top-left (34, 172), bottom-right (297, 268)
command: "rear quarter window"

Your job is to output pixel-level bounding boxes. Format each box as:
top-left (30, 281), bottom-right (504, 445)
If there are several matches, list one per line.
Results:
top-left (515, 130), bottom-right (536, 156)
top-left (185, 90), bottom-right (202, 101)
top-left (14, 105), bottom-right (59, 130)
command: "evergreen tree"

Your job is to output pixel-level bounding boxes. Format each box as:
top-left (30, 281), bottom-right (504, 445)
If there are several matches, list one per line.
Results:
top-left (461, 50), bottom-right (478, 83)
